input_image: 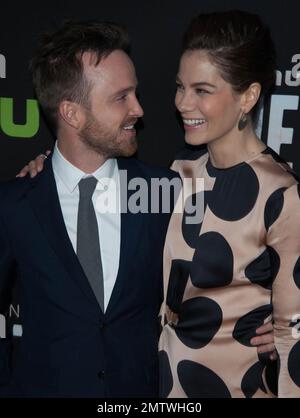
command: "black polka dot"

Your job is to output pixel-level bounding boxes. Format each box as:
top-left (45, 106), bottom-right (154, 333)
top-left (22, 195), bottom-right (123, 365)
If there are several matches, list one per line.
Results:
top-left (191, 232), bottom-right (233, 288)
top-left (265, 359), bottom-right (278, 396)
top-left (245, 246), bottom-right (280, 289)
top-left (288, 340), bottom-right (300, 387)
top-left (233, 304), bottom-right (273, 347)
top-left (206, 162), bottom-right (259, 221)
top-left (166, 259), bottom-right (191, 313)
top-left (182, 192), bottom-right (207, 248)
top-left (241, 361), bottom-right (264, 398)
top-left (293, 257), bottom-right (300, 290)
top-left (159, 351), bottom-right (173, 397)
top-left (174, 297), bottom-right (222, 349)
top-left (276, 353), bottom-right (281, 388)
top-left (264, 188), bottom-right (286, 231)
top-left (178, 360), bottom-right (231, 398)
top-left (268, 246), bottom-right (281, 280)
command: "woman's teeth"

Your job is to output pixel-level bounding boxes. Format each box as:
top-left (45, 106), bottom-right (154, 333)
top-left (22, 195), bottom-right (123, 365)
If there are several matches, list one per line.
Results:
top-left (183, 119), bottom-right (206, 126)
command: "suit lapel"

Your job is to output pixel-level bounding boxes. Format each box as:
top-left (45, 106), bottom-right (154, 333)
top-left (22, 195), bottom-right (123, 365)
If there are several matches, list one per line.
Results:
top-left (26, 158), bottom-right (101, 313)
top-left (105, 157), bottom-right (145, 316)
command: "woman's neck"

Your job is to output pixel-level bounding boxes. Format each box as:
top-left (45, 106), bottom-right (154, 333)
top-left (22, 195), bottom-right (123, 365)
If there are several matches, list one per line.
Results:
top-left (207, 127), bottom-right (266, 169)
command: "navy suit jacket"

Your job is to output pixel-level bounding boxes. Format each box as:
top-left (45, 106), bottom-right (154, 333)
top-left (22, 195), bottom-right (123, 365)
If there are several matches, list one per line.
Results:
top-left (0, 156), bottom-right (179, 397)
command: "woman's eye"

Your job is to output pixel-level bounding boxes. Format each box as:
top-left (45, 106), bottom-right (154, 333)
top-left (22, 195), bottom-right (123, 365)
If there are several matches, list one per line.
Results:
top-left (176, 83), bottom-right (184, 91)
top-left (196, 88), bottom-right (209, 95)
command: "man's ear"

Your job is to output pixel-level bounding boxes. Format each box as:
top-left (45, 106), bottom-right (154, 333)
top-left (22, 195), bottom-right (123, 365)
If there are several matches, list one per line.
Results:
top-left (58, 101), bottom-right (84, 129)
top-left (240, 82), bottom-right (262, 114)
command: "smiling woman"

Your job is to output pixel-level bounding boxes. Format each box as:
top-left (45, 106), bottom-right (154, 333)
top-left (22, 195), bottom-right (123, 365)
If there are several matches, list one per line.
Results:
top-left (159, 10), bottom-right (300, 398)
top-left (175, 50), bottom-right (245, 148)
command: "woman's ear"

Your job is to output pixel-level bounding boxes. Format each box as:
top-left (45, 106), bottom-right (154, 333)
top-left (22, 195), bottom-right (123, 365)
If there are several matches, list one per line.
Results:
top-left (241, 82), bottom-right (262, 114)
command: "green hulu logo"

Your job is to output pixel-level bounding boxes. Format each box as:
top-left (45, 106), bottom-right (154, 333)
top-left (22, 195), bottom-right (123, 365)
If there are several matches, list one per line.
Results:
top-left (0, 97), bottom-right (39, 137)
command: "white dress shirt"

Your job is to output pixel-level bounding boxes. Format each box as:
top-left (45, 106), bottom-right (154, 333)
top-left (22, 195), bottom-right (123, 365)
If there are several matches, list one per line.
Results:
top-left (52, 142), bottom-right (121, 311)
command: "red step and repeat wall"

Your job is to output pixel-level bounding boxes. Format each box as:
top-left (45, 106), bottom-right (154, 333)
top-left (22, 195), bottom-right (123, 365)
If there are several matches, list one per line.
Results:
top-left (0, 0), bottom-right (299, 332)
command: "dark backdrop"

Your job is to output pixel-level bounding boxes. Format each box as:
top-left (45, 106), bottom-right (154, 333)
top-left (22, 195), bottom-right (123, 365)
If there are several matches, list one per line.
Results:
top-left (0, 0), bottom-right (299, 179)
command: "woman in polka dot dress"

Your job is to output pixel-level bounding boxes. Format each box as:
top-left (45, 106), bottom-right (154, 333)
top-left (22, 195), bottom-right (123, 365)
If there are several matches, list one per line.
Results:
top-left (159, 10), bottom-right (300, 398)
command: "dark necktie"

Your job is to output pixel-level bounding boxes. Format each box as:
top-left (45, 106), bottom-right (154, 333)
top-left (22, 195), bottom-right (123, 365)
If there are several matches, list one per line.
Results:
top-left (77, 177), bottom-right (104, 311)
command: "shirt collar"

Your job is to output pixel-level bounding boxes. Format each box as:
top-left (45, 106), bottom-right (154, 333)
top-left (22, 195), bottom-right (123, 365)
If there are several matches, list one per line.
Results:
top-left (52, 141), bottom-right (117, 193)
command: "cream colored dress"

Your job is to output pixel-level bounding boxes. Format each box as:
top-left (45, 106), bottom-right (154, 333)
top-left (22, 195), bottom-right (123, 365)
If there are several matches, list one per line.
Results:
top-left (159, 146), bottom-right (300, 398)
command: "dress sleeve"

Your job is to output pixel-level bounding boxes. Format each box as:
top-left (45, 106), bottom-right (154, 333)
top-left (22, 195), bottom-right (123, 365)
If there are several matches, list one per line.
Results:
top-left (266, 183), bottom-right (300, 397)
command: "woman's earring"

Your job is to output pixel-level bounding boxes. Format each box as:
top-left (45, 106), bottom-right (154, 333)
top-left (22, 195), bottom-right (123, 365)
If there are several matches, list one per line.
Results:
top-left (238, 112), bottom-right (248, 131)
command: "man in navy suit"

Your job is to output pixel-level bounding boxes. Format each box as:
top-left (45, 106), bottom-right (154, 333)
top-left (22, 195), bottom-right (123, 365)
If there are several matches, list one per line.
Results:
top-left (0, 20), bottom-right (275, 398)
top-left (0, 20), bottom-right (179, 397)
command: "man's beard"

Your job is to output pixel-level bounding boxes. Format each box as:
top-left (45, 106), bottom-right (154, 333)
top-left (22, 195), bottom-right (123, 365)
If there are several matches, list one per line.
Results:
top-left (79, 113), bottom-right (138, 158)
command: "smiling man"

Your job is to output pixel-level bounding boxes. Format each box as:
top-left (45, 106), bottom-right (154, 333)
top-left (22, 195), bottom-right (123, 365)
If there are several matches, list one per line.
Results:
top-left (0, 20), bottom-right (178, 398)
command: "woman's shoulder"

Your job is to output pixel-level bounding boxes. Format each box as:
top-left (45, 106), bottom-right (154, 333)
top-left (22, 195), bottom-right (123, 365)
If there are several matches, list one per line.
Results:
top-left (250, 146), bottom-right (299, 190)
